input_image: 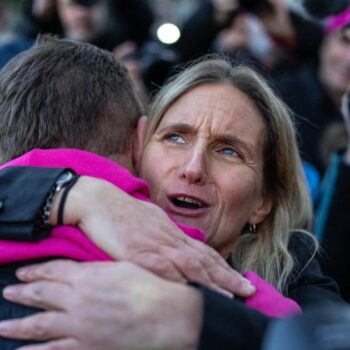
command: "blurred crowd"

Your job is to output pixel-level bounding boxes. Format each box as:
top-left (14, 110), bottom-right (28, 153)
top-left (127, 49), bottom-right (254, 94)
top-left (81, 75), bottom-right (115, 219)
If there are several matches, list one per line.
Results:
top-left (0, 0), bottom-right (350, 303)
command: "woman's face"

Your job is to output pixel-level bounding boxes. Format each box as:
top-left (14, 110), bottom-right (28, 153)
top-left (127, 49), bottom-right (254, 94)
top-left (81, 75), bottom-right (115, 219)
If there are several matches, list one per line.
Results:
top-left (140, 83), bottom-right (271, 256)
top-left (319, 28), bottom-right (350, 101)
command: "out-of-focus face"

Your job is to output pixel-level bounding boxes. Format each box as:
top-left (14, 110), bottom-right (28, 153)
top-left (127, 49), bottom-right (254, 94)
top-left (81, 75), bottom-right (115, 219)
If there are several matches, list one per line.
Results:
top-left (319, 28), bottom-right (350, 102)
top-left (57, 0), bottom-right (105, 42)
top-left (140, 83), bottom-right (271, 257)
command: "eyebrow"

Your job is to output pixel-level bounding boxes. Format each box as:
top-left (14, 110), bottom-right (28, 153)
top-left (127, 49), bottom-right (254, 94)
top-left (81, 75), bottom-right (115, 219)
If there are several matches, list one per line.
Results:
top-left (156, 122), bottom-right (255, 156)
top-left (156, 123), bottom-right (194, 135)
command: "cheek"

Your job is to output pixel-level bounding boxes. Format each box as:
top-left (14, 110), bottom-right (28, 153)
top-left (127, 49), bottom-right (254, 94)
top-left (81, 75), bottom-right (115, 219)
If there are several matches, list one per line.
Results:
top-left (324, 45), bottom-right (346, 69)
top-left (206, 172), bottom-right (259, 250)
top-left (140, 145), bottom-right (173, 196)
top-left (218, 169), bottom-right (260, 205)
top-left (216, 169), bottom-right (263, 228)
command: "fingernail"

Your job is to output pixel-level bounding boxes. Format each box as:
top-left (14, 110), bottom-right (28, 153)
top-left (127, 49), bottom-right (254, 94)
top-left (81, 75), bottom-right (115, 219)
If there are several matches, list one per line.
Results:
top-left (16, 267), bottom-right (28, 280)
top-left (218, 288), bottom-right (233, 299)
top-left (3, 286), bottom-right (18, 300)
top-left (0, 321), bottom-right (14, 335)
top-left (241, 278), bottom-right (256, 294)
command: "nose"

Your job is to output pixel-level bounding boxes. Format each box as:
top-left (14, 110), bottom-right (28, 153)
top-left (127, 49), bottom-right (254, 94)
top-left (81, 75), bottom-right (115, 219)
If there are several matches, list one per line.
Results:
top-left (180, 146), bottom-right (207, 185)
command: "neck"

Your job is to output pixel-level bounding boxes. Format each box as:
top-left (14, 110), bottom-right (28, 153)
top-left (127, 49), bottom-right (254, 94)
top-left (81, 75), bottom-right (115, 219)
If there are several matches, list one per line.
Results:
top-left (108, 152), bottom-right (136, 176)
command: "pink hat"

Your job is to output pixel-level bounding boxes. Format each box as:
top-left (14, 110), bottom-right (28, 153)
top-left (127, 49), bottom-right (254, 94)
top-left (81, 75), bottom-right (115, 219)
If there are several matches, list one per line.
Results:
top-left (325, 6), bottom-right (350, 34)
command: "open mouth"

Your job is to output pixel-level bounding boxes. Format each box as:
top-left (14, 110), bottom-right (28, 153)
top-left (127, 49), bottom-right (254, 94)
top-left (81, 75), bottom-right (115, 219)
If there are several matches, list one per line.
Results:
top-left (171, 196), bottom-right (207, 210)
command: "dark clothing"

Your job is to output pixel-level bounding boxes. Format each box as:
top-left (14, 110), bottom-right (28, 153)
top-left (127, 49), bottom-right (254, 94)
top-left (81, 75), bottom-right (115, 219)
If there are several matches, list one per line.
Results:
top-left (274, 63), bottom-right (343, 173)
top-left (315, 153), bottom-right (350, 302)
top-left (198, 233), bottom-right (343, 350)
top-left (87, 0), bottom-right (155, 52)
top-left (173, 0), bottom-right (229, 62)
top-left (107, 0), bottom-right (154, 48)
top-left (0, 166), bottom-right (344, 350)
top-left (198, 287), bottom-right (269, 350)
top-left (0, 260), bottom-right (44, 349)
top-left (15, 0), bottom-right (63, 38)
top-left (0, 166), bottom-right (70, 241)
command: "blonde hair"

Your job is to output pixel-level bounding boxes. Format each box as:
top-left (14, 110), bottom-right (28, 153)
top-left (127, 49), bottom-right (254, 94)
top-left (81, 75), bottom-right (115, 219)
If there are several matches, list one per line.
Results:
top-left (147, 56), bottom-right (314, 292)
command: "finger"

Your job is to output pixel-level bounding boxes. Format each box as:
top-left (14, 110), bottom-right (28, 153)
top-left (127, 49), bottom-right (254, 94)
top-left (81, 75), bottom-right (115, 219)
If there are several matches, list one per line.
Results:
top-left (3, 280), bottom-right (72, 311)
top-left (184, 238), bottom-right (233, 271)
top-left (17, 338), bottom-right (79, 350)
top-left (176, 236), bottom-right (230, 273)
top-left (0, 312), bottom-right (74, 341)
top-left (158, 246), bottom-right (223, 291)
top-left (200, 256), bottom-right (255, 297)
top-left (183, 241), bottom-right (255, 296)
top-left (16, 260), bottom-right (81, 283)
top-left (132, 252), bottom-right (186, 283)
top-left (161, 242), bottom-right (255, 297)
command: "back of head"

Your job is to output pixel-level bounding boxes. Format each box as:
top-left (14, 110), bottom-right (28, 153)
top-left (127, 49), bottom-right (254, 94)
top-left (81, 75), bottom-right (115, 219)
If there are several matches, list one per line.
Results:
top-left (0, 35), bottom-right (143, 163)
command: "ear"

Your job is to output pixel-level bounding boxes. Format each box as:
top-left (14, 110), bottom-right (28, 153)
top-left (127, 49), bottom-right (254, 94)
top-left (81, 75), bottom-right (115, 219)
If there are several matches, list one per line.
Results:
top-left (132, 115), bottom-right (148, 174)
top-left (249, 194), bottom-right (272, 226)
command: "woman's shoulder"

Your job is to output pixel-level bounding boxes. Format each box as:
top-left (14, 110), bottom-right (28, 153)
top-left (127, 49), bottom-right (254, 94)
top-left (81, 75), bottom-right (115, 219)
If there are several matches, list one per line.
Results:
top-left (288, 231), bottom-right (318, 266)
top-left (286, 232), bottom-right (343, 306)
top-left (286, 231), bottom-right (319, 288)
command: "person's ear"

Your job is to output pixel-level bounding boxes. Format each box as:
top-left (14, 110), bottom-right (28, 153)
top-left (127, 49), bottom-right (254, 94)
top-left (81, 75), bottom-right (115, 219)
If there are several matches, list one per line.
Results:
top-left (133, 116), bottom-right (148, 174)
top-left (249, 195), bottom-right (272, 226)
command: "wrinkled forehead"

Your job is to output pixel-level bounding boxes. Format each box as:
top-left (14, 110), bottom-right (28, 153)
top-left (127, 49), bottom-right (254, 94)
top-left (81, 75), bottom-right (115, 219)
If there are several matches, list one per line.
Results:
top-left (159, 83), bottom-right (267, 149)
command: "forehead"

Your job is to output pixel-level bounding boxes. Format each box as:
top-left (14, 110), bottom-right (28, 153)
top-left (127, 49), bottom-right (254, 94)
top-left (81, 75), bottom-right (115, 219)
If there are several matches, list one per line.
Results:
top-left (159, 83), bottom-right (266, 141)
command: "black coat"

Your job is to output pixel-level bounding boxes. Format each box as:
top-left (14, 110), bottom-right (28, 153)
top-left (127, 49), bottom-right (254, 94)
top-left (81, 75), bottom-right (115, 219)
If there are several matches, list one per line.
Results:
top-left (197, 234), bottom-right (343, 350)
top-left (0, 260), bottom-right (45, 349)
top-left (316, 154), bottom-right (350, 302)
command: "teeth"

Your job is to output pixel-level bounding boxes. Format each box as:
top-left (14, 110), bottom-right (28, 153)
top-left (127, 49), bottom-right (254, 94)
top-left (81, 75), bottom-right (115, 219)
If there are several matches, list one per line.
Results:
top-left (176, 196), bottom-right (203, 207)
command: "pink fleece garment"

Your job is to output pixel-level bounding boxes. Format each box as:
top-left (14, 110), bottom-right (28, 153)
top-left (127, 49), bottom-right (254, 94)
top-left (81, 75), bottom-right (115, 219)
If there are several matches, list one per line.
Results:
top-left (0, 149), bottom-right (301, 317)
top-left (245, 271), bottom-right (302, 317)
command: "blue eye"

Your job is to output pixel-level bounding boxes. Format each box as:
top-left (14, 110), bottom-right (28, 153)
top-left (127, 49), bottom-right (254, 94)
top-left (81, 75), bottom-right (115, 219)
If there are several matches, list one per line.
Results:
top-left (166, 133), bottom-right (185, 143)
top-left (219, 147), bottom-right (239, 157)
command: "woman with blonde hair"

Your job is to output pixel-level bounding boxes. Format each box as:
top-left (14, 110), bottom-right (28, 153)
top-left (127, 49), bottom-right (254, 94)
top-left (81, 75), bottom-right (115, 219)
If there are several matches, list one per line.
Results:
top-left (142, 56), bottom-right (313, 292)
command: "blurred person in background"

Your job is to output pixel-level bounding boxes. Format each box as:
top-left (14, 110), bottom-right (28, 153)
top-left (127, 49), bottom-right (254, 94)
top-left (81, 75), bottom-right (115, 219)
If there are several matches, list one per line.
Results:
top-left (17, 0), bottom-right (62, 38)
top-left (314, 84), bottom-right (350, 302)
top-left (173, 0), bottom-right (323, 72)
top-left (274, 8), bottom-right (350, 174)
top-left (15, 0), bottom-right (154, 50)
top-left (0, 2), bottom-right (34, 68)
top-left (0, 0), bottom-right (155, 101)
top-left (0, 0), bottom-right (154, 68)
